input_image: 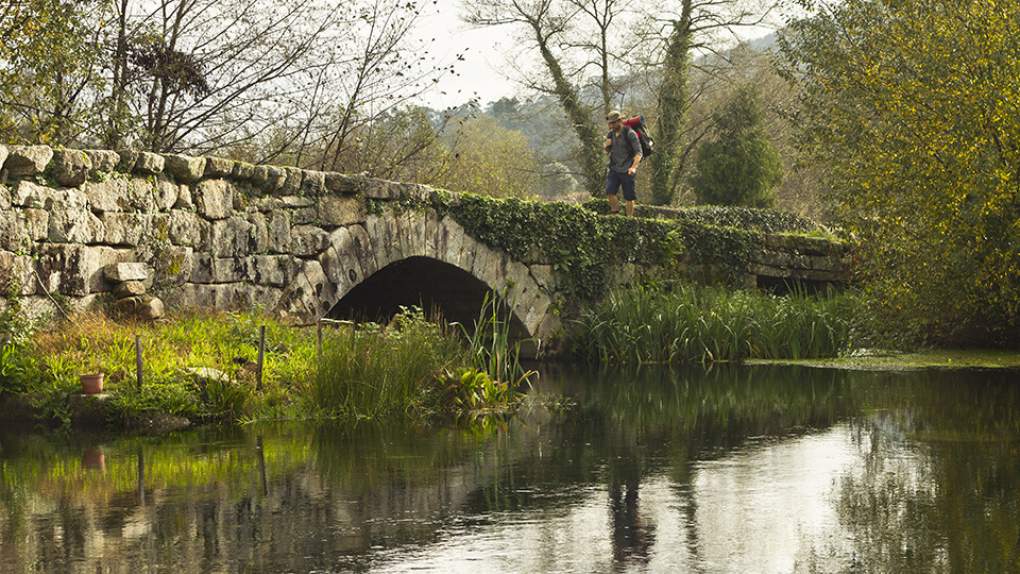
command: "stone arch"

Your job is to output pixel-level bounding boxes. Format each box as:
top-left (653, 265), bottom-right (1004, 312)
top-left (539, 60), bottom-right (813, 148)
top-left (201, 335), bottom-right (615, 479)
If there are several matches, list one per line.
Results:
top-left (274, 210), bottom-right (556, 339)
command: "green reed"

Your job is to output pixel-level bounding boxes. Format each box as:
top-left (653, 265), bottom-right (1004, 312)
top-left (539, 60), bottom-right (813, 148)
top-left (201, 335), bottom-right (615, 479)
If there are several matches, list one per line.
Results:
top-left (569, 283), bottom-right (856, 365)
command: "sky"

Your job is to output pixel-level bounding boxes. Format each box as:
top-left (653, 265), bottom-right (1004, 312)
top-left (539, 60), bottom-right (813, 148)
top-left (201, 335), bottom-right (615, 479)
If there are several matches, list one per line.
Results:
top-left (412, 1), bottom-right (782, 110)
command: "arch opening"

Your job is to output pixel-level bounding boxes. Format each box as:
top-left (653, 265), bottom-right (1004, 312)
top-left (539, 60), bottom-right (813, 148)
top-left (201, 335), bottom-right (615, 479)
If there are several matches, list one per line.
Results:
top-left (328, 256), bottom-right (530, 339)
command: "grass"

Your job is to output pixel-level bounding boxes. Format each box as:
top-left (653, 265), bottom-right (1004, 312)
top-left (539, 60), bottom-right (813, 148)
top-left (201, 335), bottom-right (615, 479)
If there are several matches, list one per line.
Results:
top-left (0, 300), bottom-right (536, 429)
top-left (568, 283), bottom-right (857, 365)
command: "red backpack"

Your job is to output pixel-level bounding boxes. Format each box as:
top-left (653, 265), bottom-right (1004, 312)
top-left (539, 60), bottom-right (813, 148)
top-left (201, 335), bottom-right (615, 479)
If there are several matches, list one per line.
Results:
top-left (623, 116), bottom-right (655, 157)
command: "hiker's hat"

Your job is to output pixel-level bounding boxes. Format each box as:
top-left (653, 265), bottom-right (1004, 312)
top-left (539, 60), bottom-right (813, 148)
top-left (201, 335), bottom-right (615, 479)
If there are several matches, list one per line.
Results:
top-left (606, 110), bottom-right (622, 122)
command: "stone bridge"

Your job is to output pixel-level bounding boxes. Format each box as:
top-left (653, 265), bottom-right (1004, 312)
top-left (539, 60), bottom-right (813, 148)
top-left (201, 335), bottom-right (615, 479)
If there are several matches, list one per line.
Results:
top-left (0, 145), bottom-right (850, 345)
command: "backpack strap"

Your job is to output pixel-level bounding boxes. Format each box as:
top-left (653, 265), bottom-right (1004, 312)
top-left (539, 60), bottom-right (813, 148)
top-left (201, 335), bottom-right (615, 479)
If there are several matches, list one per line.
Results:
top-left (622, 126), bottom-right (639, 158)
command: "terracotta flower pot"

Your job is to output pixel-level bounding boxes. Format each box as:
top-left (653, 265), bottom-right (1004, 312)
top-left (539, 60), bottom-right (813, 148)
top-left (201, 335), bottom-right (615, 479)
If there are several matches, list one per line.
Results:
top-left (80, 373), bottom-right (104, 395)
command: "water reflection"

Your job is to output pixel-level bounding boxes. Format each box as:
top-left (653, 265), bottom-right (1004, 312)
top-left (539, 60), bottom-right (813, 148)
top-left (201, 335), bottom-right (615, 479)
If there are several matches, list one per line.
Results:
top-left (0, 365), bottom-right (1017, 573)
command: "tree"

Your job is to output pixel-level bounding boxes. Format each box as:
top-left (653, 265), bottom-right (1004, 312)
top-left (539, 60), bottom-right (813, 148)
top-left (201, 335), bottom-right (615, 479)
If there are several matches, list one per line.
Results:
top-left (435, 116), bottom-right (541, 199)
top-left (691, 84), bottom-right (781, 207)
top-left (781, 0), bottom-right (1020, 346)
top-left (463, 0), bottom-right (625, 195)
top-left (0, 0), bottom-right (107, 144)
top-left (643, 0), bottom-right (776, 205)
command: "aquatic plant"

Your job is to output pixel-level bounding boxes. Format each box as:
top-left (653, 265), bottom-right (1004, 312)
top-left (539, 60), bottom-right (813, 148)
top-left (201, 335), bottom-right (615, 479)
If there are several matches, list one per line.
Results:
top-left (568, 283), bottom-right (856, 364)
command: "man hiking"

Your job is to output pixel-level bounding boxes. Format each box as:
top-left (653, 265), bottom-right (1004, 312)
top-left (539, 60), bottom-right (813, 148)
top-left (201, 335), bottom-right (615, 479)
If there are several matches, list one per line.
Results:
top-left (604, 110), bottom-right (642, 216)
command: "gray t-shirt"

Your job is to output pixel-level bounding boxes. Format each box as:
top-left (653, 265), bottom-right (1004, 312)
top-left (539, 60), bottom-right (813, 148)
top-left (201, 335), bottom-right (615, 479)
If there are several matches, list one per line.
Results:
top-left (607, 127), bottom-right (641, 173)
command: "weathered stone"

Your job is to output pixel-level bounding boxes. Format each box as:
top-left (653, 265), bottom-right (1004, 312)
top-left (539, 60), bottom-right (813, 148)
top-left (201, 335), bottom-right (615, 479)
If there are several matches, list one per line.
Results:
top-left (156, 245), bottom-right (194, 287)
top-left (232, 161), bottom-right (255, 180)
top-left (154, 177), bottom-right (181, 211)
top-left (101, 213), bottom-right (148, 246)
top-left (317, 196), bottom-right (365, 226)
top-left (0, 145), bottom-right (7, 175)
top-left (11, 180), bottom-right (53, 208)
top-left (252, 165), bottom-right (286, 192)
top-left (363, 179), bottom-right (400, 200)
top-left (279, 167), bottom-right (304, 195)
top-left (169, 282), bottom-right (282, 313)
top-left (36, 186), bottom-right (105, 244)
top-left (34, 245), bottom-right (134, 295)
top-left (83, 150), bottom-right (120, 173)
top-left (83, 177), bottom-right (162, 213)
top-left (0, 251), bottom-right (38, 295)
top-left (208, 216), bottom-right (255, 257)
top-left (168, 209), bottom-right (208, 248)
top-left (529, 264), bottom-right (556, 292)
top-left (82, 179), bottom-right (126, 212)
top-left (116, 150), bottom-right (139, 172)
top-left (248, 211), bottom-right (270, 254)
top-left (175, 183), bottom-right (195, 210)
top-left (0, 184), bottom-right (9, 211)
top-left (194, 179), bottom-right (234, 220)
top-left (113, 280), bottom-right (146, 297)
top-left (50, 149), bottom-right (93, 187)
top-left (114, 294), bottom-right (165, 320)
top-left (104, 262), bottom-right (148, 283)
top-left (204, 156), bottom-right (236, 178)
top-left (300, 170), bottom-right (325, 196)
top-left (134, 152), bottom-right (164, 175)
top-left (190, 254), bottom-right (250, 283)
top-left (4, 145), bottom-right (53, 177)
top-left (251, 255), bottom-right (294, 287)
top-left (291, 225), bottom-right (330, 257)
top-left (323, 172), bottom-right (364, 194)
top-left (163, 154), bottom-right (206, 183)
top-left (267, 210), bottom-right (291, 253)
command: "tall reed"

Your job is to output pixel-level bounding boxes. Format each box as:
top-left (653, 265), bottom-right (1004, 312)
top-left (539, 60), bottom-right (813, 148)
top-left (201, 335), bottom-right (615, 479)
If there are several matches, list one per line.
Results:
top-left (569, 284), bottom-right (856, 365)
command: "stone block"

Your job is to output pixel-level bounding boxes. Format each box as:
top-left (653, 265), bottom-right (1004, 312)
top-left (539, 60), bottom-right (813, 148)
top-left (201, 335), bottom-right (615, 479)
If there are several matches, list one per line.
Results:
top-left (104, 262), bottom-right (148, 283)
top-left (34, 246), bottom-right (134, 295)
top-left (363, 179), bottom-right (400, 200)
top-left (4, 145), bottom-right (53, 177)
top-left (208, 216), bottom-right (255, 257)
top-left (168, 209), bottom-right (208, 247)
top-left (301, 170), bottom-right (325, 195)
top-left (0, 251), bottom-right (39, 296)
top-left (204, 156), bottom-right (236, 178)
top-left (194, 179), bottom-right (234, 220)
top-left (291, 225), bottom-right (330, 257)
top-left (113, 280), bottom-right (146, 297)
top-left (50, 149), bottom-right (93, 187)
top-left (323, 172), bottom-right (364, 194)
top-left (154, 177), bottom-right (181, 211)
top-left (232, 161), bottom-right (256, 180)
top-left (134, 152), bottom-right (164, 175)
top-left (82, 179), bottom-right (127, 212)
top-left (11, 180), bottom-right (54, 208)
top-left (252, 165), bottom-right (286, 192)
top-left (162, 154), bottom-right (206, 183)
top-left (317, 195), bottom-right (365, 226)
top-left (0, 145), bottom-right (7, 174)
top-left (175, 184), bottom-right (195, 211)
top-left (83, 150), bottom-right (120, 173)
top-left (279, 167), bottom-right (304, 195)
top-left (116, 150), bottom-right (139, 172)
top-left (190, 254), bottom-right (250, 284)
top-left (43, 187), bottom-right (105, 244)
top-left (267, 210), bottom-right (291, 253)
top-left (251, 255), bottom-right (295, 287)
top-left (100, 213), bottom-right (148, 246)
top-left (157, 245), bottom-right (194, 287)
top-left (115, 294), bottom-right (165, 320)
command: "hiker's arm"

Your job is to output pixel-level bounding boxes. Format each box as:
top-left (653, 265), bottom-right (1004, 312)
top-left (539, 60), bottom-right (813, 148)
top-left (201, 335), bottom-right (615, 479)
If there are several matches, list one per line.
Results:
top-left (604, 137), bottom-right (612, 152)
top-left (627, 130), bottom-right (642, 174)
top-left (628, 153), bottom-right (642, 175)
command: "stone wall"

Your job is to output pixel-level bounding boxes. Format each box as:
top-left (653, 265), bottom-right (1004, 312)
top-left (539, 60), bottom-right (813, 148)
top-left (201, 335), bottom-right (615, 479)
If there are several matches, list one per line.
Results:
top-left (0, 144), bottom-right (850, 340)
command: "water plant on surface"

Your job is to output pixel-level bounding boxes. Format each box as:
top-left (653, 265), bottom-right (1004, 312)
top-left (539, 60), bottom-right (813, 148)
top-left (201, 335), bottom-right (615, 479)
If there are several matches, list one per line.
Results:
top-left (568, 283), bottom-right (856, 365)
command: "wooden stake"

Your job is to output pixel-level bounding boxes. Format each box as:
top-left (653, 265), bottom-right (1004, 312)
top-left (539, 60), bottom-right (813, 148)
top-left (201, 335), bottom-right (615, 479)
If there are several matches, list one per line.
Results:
top-left (316, 321), bottom-right (323, 363)
top-left (256, 325), bottom-right (266, 392)
top-left (135, 334), bottom-right (143, 390)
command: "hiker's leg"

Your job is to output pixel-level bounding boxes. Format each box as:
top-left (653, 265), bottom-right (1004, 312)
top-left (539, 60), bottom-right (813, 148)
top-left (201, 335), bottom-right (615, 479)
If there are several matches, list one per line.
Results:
top-left (621, 173), bottom-right (637, 216)
top-left (606, 171), bottom-right (621, 213)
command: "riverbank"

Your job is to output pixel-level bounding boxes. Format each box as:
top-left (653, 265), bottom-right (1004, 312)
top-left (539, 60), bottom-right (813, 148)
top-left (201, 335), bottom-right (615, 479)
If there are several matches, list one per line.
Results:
top-left (0, 304), bottom-right (533, 431)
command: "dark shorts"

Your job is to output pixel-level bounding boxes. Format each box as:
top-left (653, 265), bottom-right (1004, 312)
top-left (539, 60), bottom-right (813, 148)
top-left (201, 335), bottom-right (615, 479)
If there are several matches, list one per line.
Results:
top-left (605, 170), bottom-right (636, 201)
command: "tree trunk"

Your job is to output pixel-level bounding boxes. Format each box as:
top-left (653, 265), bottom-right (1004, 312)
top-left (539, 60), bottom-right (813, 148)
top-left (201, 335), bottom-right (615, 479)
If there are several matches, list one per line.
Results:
top-left (534, 24), bottom-right (604, 195)
top-left (651, 8), bottom-right (692, 205)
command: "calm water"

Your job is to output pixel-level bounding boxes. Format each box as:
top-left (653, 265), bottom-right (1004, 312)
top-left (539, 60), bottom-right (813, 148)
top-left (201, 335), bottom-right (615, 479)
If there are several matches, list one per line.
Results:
top-left (2, 365), bottom-right (1019, 573)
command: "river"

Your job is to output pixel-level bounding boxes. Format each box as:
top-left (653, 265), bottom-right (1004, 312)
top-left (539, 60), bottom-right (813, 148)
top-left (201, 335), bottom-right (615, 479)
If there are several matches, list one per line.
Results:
top-left (1, 364), bottom-right (1018, 573)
